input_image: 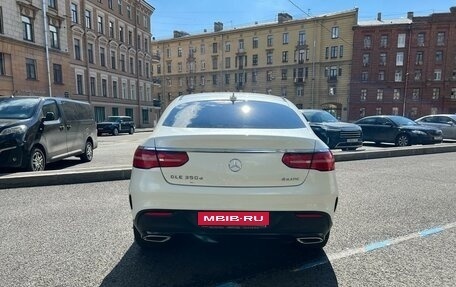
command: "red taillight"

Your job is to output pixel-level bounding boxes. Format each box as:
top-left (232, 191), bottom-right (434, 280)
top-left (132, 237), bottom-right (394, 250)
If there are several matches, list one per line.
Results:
top-left (282, 151), bottom-right (335, 171)
top-left (133, 147), bottom-right (189, 169)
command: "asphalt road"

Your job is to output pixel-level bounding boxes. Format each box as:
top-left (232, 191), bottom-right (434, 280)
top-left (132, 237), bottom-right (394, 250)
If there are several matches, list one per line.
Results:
top-left (1, 153), bottom-right (455, 287)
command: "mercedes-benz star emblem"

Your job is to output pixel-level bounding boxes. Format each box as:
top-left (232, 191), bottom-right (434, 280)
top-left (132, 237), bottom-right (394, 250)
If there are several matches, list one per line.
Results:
top-left (228, 159), bottom-right (242, 172)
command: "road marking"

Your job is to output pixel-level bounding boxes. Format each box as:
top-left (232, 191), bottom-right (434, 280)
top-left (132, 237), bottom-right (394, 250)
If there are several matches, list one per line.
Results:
top-left (214, 222), bottom-right (456, 286)
top-left (294, 221), bottom-right (456, 272)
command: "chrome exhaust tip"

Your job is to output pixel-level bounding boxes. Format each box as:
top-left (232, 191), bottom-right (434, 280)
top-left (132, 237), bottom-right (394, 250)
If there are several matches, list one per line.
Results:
top-left (143, 235), bottom-right (171, 243)
top-left (296, 236), bottom-right (324, 244)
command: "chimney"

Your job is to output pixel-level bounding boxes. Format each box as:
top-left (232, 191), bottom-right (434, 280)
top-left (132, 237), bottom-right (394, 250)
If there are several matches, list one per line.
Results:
top-left (214, 22), bottom-right (223, 32)
top-left (278, 13), bottom-right (293, 24)
top-left (377, 12), bottom-right (382, 21)
top-left (407, 12), bottom-right (414, 20)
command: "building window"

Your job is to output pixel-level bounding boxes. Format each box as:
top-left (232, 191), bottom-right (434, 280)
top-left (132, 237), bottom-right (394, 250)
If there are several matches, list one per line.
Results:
top-left (200, 44), bottom-right (205, 54)
top-left (362, 53), bottom-right (370, 66)
top-left (434, 69), bottom-right (442, 81)
top-left (238, 39), bottom-right (244, 50)
top-left (451, 88), bottom-right (456, 100)
top-left (339, 45), bottom-right (344, 58)
top-left (108, 0), bottom-right (113, 9)
top-left (281, 69), bottom-right (287, 80)
top-left (119, 26), bottom-right (124, 42)
top-left (138, 60), bottom-right (142, 76)
top-left (396, 52), bottom-right (404, 66)
top-left (282, 51), bottom-right (288, 63)
top-left (212, 74), bottom-right (218, 85)
top-left (145, 62), bottom-right (150, 78)
top-left (53, 64), bottom-right (62, 84)
top-left (113, 81), bottom-right (118, 98)
top-left (379, 53), bottom-right (387, 66)
top-left (100, 47), bottom-right (106, 66)
top-left (74, 39), bottom-right (81, 60)
top-left (397, 33), bottom-right (406, 48)
top-left (71, 3), bottom-right (78, 23)
top-left (282, 33), bottom-right (289, 44)
top-left (0, 53), bottom-right (5, 75)
top-left (120, 54), bottom-right (125, 71)
top-left (177, 47), bottom-right (182, 57)
top-left (437, 32), bottom-right (445, 46)
top-left (111, 51), bottom-right (116, 69)
top-left (435, 51), bottom-right (443, 62)
top-left (225, 57), bottom-right (230, 69)
top-left (88, 43), bottom-right (94, 64)
top-left (212, 57), bottom-right (218, 70)
top-left (359, 108), bottom-right (366, 118)
top-left (109, 21), bottom-right (114, 38)
top-left (127, 5), bottom-right (131, 18)
top-left (252, 70), bottom-right (257, 83)
top-left (380, 35), bottom-right (388, 48)
top-left (432, 88), bottom-right (440, 100)
top-left (360, 89), bottom-right (367, 101)
top-left (76, 74), bottom-right (83, 94)
top-left (252, 54), bottom-right (258, 66)
top-left (363, 35), bottom-right (371, 49)
top-left (128, 30), bottom-right (132, 45)
top-left (0, 7), bottom-right (3, 34)
top-left (297, 86), bottom-right (303, 97)
top-left (212, 43), bottom-right (217, 53)
top-left (330, 46), bottom-right (338, 58)
top-left (298, 31), bottom-right (306, 45)
top-left (49, 24), bottom-right (59, 49)
top-left (376, 107), bottom-right (382, 115)
top-left (253, 37), bottom-right (259, 48)
top-left (129, 57), bottom-right (134, 74)
top-left (281, 87), bottom-right (287, 97)
top-left (378, 70), bottom-right (385, 81)
top-left (416, 51), bottom-right (423, 65)
top-left (48, 0), bottom-right (57, 9)
top-left (267, 51), bottom-right (273, 65)
top-left (414, 69), bottom-right (422, 81)
top-left (200, 61), bottom-right (205, 71)
top-left (22, 16), bottom-right (34, 41)
top-left (417, 33), bottom-right (425, 46)
top-left (267, 35), bottom-right (273, 47)
top-left (395, 69), bottom-right (403, 82)
top-left (118, 0), bottom-right (122, 14)
top-left (102, 79), bottom-right (107, 97)
top-left (267, 70), bottom-right (273, 81)
top-left (392, 107), bottom-right (399, 115)
top-left (85, 10), bottom-right (92, 29)
top-left (393, 89), bottom-right (401, 100)
top-left (361, 71), bottom-right (369, 81)
top-left (90, 76), bottom-right (96, 96)
top-left (331, 27), bottom-right (339, 39)
top-left (411, 88), bottom-right (420, 100)
top-left (97, 15), bottom-right (104, 34)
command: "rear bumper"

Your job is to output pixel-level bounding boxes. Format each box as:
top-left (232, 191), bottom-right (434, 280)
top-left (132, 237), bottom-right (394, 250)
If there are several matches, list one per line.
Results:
top-left (134, 209), bottom-right (333, 240)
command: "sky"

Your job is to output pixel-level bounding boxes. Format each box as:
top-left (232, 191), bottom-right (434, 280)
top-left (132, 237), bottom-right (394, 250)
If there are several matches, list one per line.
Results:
top-left (145, 0), bottom-right (456, 40)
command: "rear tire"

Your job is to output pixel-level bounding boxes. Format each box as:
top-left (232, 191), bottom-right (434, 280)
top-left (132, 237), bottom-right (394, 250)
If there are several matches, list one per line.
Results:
top-left (395, 134), bottom-right (410, 147)
top-left (80, 141), bottom-right (94, 162)
top-left (112, 128), bottom-right (119, 136)
top-left (129, 127), bottom-right (135, 134)
top-left (27, 147), bottom-right (46, 171)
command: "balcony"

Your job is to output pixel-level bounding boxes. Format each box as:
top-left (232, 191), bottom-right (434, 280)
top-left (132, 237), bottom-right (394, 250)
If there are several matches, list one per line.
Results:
top-left (295, 41), bottom-right (308, 49)
top-left (327, 76), bottom-right (338, 83)
top-left (294, 77), bottom-right (305, 85)
top-left (236, 48), bottom-right (246, 55)
top-left (151, 52), bottom-right (161, 63)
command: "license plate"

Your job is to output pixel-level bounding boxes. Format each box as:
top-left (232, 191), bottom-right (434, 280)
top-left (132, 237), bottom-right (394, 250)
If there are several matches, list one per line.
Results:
top-left (197, 211), bottom-right (269, 227)
top-left (434, 136), bottom-right (442, 140)
top-left (347, 138), bottom-right (359, 143)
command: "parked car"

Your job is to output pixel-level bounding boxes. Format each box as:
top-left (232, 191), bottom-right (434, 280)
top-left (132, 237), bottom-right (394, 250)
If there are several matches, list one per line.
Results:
top-left (354, 115), bottom-right (443, 146)
top-left (0, 96), bottom-right (97, 171)
top-left (300, 109), bottom-right (363, 150)
top-left (415, 114), bottom-right (456, 140)
top-left (97, 116), bottom-right (135, 136)
top-left (129, 92), bottom-right (338, 249)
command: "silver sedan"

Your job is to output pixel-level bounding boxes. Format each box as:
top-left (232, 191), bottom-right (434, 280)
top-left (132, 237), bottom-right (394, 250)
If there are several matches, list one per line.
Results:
top-left (416, 114), bottom-right (456, 140)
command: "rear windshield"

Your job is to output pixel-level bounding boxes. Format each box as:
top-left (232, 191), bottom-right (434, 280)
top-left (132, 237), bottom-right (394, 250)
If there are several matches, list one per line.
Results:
top-left (0, 98), bottom-right (40, 119)
top-left (162, 100), bottom-right (305, 129)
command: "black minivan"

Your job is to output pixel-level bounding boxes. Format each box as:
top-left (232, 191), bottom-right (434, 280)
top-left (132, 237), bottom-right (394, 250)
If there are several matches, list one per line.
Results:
top-left (0, 96), bottom-right (98, 171)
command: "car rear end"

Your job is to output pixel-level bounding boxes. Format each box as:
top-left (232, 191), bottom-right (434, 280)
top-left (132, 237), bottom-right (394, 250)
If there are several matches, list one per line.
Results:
top-left (129, 93), bottom-right (338, 247)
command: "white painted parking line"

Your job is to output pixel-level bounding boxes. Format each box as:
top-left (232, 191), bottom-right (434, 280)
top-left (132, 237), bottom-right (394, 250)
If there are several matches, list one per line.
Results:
top-left (293, 221), bottom-right (456, 272)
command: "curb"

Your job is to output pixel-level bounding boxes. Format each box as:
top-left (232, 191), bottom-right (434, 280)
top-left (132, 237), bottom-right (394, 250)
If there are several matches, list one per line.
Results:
top-left (1, 144), bottom-right (456, 189)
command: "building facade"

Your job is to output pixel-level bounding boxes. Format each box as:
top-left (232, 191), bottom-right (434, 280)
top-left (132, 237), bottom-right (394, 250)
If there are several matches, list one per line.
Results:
top-left (349, 8), bottom-right (456, 121)
top-left (0, 0), bottom-right (159, 127)
top-left (151, 10), bottom-right (358, 120)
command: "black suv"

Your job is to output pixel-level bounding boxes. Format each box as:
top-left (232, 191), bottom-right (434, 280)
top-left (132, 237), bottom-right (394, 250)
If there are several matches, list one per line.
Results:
top-left (97, 116), bottom-right (135, 136)
top-left (301, 109), bottom-right (363, 150)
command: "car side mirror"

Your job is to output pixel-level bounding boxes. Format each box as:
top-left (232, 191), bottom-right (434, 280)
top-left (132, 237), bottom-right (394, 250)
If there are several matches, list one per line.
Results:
top-left (43, 112), bottom-right (56, 121)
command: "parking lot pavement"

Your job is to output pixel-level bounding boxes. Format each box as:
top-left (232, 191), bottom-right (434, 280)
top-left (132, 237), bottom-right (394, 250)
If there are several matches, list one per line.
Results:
top-left (1, 136), bottom-right (456, 189)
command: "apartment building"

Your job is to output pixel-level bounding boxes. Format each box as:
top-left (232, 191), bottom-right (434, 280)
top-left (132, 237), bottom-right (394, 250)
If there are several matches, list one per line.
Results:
top-left (151, 10), bottom-right (358, 120)
top-left (0, 0), bottom-right (70, 97)
top-left (0, 0), bottom-right (158, 127)
top-left (349, 7), bottom-right (456, 121)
